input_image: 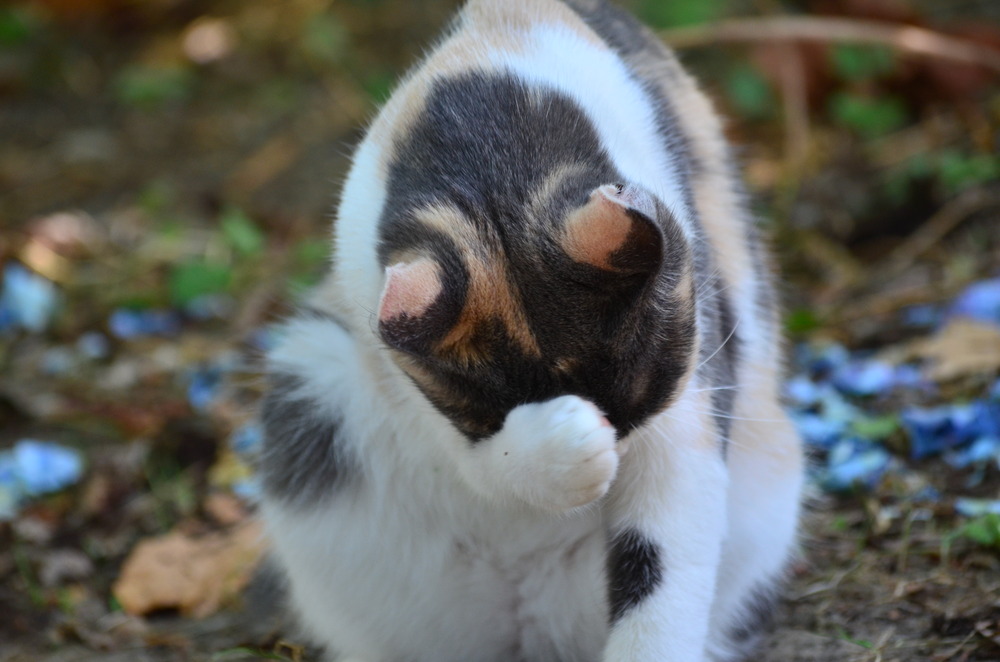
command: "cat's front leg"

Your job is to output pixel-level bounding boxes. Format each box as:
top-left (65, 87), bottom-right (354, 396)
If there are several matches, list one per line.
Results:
top-left (602, 389), bottom-right (728, 661)
top-left (454, 394), bottom-right (623, 512)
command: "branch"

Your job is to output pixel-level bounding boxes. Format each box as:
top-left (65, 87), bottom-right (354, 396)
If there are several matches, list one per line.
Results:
top-left (661, 16), bottom-right (1000, 73)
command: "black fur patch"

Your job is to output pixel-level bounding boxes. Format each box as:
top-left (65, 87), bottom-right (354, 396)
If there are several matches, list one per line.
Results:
top-left (607, 529), bottom-right (664, 622)
top-left (727, 584), bottom-right (778, 646)
top-left (377, 72), bottom-right (696, 441)
top-left (258, 372), bottom-right (354, 507)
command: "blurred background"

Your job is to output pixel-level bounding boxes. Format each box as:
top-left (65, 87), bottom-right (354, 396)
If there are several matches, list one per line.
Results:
top-left (0, 1), bottom-right (998, 661)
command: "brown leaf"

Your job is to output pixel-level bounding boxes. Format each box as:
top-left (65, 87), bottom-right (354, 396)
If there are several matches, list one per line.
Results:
top-left (112, 520), bottom-right (266, 618)
top-left (883, 319), bottom-right (1000, 382)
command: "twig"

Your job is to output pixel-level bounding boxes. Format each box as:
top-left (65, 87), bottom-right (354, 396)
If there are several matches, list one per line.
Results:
top-left (877, 188), bottom-right (1000, 282)
top-left (777, 42), bottom-right (809, 168)
top-left (662, 17), bottom-right (1000, 73)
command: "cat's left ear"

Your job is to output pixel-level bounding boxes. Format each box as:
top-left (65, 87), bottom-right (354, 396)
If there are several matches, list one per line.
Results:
top-left (561, 184), bottom-right (662, 275)
top-left (377, 258), bottom-right (459, 355)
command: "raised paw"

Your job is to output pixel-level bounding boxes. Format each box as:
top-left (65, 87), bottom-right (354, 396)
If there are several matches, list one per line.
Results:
top-left (496, 395), bottom-right (621, 512)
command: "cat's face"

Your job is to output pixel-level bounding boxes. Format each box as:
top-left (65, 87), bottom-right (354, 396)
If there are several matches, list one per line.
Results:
top-left (373, 73), bottom-right (696, 440)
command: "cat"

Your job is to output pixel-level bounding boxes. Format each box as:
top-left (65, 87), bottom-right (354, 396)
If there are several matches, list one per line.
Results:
top-left (257, 1), bottom-right (805, 660)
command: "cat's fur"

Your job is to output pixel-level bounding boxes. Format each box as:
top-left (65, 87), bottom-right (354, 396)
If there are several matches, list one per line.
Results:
top-left (258, 1), bottom-right (804, 661)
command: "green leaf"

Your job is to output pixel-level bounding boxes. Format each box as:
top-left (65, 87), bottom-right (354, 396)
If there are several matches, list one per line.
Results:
top-left (293, 238), bottom-right (329, 268)
top-left (138, 180), bottom-right (175, 217)
top-left (636, 0), bottom-right (725, 28)
top-left (785, 308), bottom-right (821, 334)
top-left (830, 45), bottom-right (895, 82)
top-left (169, 260), bottom-right (232, 306)
top-left (220, 207), bottom-right (264, 256)
top-left (114, 65), bottom-right (194, 109)
top-left (829, 93), bottom-right (908, 138)
top-left (726, 65), bottom-right (774, 120)
top-left (303, 14), bottom-right (348, 64)
top-left (936, 151), bottom-right (1000, 195)
top-left (850, 414), bottom-right (899, 441)
top-left (363, 70), bottom-right (395, 104)
top-left (955, 514), bottom-right (1000, 548)
top-left (0, 7), bottom-right (38, 47)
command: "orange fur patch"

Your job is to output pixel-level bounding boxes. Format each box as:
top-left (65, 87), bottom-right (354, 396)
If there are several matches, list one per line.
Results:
top-left (413, 204), bottom-right (541, 362)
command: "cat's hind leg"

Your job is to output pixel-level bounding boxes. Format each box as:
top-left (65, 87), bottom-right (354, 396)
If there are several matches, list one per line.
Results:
top-left (705, 400), bottom-right (804, 661)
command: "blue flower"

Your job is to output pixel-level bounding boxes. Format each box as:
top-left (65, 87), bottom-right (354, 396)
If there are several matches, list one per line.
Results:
top-left (832, 359), bottom-right (897, 397)
top-left (109, 308), bottom-right (182, 339)
top-left (949, 278), bottom-right (1000, 326)
top-left (12, 440), bottom-right (84, 497)
top-left (0, 263), bottom-right (59, 333)
top-left (821, 438), bottom-right (892, 492)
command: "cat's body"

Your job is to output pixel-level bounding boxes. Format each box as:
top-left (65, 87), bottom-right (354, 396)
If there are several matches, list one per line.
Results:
top-left (258, 1), bottom-right (804, 661)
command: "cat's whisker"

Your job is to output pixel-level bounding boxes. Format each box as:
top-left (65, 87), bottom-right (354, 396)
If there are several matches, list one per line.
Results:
top-left (695, 314), bottom-right (743, 373)
top-left (688, 384), bottom-right (741, 394)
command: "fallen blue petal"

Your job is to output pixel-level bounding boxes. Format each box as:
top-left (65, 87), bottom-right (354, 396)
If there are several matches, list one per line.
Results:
top-left (822, 438), bottom-right (892, 492)
top-left (187, 365), bottom-right (223, 411)
top-left (832, 359), bottom-right (897, 397)
top-left (892, 364), bottom-right (929, 391)
top-left (901, 402), bottom-right (1000, 460)
top-left (791, 412), bottom-right (844, 448)
top-left (949, 278), bottom-right (1000, 326)
top-left (909, 485), bottom-right (941, 503)
top-left (232, 476), bottom-right (261, 501)
top-left (231, 424), bottom-right (263, 457)
top-left (818, 388), bottom-right (863, 425)
top-left (13, 440), bottom-right (84, 496)
top-left (799, 342), bottom-right (850, 376)
top-left (185, 293), bottom-right (236, 321)
top-left (785, 374), bottom-right (823, 408)
top-left (954, 497), bottom-right (1000, 517)
top-left (109, 308), bottom-right (182, 339)
top-left (76, 331), bottom-right (111, 360)
top-left (0, 263), bottom-right (59, 333)
top-left (945, 435), bottom-right (1000, 468)
top-left (901, 303), bottom-right (941, 329)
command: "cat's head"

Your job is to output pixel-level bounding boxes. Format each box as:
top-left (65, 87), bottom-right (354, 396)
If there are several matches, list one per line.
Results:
top-left (371, 73), bottom-right (697, 440)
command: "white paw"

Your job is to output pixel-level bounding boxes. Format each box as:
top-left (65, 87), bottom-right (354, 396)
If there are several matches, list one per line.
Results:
top-left (498, 395), bottom-right (621, 512)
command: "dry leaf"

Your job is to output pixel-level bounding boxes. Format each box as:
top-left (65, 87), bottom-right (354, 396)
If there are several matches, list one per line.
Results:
top-left (882, 319), bottom-right (1000, 382)
top-left (112, 520), bottom-right (266, 618)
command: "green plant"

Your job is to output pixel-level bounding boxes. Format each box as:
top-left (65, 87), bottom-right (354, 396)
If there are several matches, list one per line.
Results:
top-left (114, 65), bottom-right (194, 109)
top-left (829, 93), bottom-right (908, 138)
top-left (830, 45), bottom-right (896, 82)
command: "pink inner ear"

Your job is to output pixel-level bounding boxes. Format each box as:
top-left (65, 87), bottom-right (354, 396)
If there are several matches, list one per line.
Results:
top-left (378, 259), bottom-right (443, 323)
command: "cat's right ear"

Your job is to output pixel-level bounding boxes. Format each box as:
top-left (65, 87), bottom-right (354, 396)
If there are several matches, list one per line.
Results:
top-left (377, 258), bottom-right (458, 355)
top-left (561, 184), bottom-right (663, 276)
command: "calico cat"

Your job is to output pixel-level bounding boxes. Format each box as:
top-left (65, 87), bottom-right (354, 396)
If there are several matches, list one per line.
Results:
top-left (257, 1), bottom-right (805, 660)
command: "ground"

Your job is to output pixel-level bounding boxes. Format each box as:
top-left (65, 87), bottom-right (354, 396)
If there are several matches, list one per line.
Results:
top-left (1, 0), bottom-right (999, 661)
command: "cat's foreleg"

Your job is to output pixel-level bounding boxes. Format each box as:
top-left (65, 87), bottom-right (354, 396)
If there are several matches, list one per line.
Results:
top-left (452, 394), bottom-right (624, 512)
top-left (602, 389), bottom-right (728, 662)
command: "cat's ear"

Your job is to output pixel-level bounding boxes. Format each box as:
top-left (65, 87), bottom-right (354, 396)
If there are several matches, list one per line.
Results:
top-left (377, 258), bottom-right (458, 354)
top-left (562, 184), bottom-right (662, 275)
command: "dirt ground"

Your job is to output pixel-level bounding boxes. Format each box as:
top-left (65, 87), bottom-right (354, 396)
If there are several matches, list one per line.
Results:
top-left (1, 1), bottom-right (999, 661)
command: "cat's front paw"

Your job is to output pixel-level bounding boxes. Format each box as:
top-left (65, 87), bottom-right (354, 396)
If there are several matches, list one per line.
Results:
top-left (497, 395), bottom-right (621, 512)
